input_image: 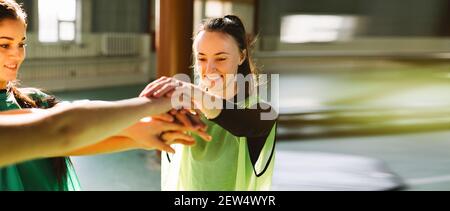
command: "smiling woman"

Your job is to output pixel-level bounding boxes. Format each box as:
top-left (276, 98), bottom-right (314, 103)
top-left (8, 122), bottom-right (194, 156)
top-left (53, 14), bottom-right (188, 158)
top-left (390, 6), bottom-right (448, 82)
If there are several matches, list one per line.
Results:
top-left (0, 2), bottom-right (26, 88)
top-left (141, 15), bottom-right (278, 191)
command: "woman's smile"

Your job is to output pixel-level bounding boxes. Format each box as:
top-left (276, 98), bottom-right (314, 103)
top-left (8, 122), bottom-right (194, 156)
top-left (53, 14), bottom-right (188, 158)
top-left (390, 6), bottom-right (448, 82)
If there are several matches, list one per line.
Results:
top-left (4, 63), bottom-right (18, 71)
top-left (204, 73), bottom-right (223, 89)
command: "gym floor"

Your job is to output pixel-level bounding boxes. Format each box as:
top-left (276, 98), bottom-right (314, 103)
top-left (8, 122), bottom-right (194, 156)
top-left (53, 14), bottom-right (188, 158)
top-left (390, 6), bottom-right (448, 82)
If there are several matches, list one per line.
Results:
top-left (53, 69), bottom-right (450, 191)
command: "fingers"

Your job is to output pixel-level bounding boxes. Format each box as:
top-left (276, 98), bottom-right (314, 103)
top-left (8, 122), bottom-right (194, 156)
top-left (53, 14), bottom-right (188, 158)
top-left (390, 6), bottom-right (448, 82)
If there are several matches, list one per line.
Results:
top-left (151, 139), bottom-right (176, 154)
top-left (171, 110), bottom-right (206, 132)
top-left (170, 124), bottom-right (211, 142)
top-left (161, 131), bottom-right (196, 145)
top-left (169, 109), bottom-right (178, 116)
top-left (152, 113), bottom-right (174, 122)
top-left (153, 82), bottom-right (183, 98)
top-left (190, 130), bottom-right (212, 142)
top-left (159, 124), bottom-right (212, 142)
top-left (174, 112), bottom-right (194, 128)
top-left (164, 90), bottom-right (176, 98)
top-left (139, 77), bottom-right (167, 97)
top-left (146, 78), bottom-right (172, 98)
top-left (139, 83), bottom-right (153, 97)
top-left (167, 109), bottom-right (207, 132)
top-left (178, 110), bottom-right (207, 132)
top-left (171, 139), bottom-right (197, 146)
top-left (186, 112), bottom-right (207, 132)
top-left (155, 121), bottom-right (189, 131)
top-left (156, 120), bottom-right (211, 142)
top-left (147, 114), bottom-right (212, 142)
top-left (140, 77), bottom-right (173, 98)
top-left (149, 118), bottom-right (196, 132)
top-left (161, 131), bottom-right (195, 143)
top-left (175, 124), bottom-right (212, 142)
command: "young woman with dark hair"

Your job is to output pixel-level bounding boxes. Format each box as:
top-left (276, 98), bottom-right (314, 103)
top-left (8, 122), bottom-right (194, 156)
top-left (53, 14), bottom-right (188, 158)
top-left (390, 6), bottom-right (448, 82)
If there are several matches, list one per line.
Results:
top-left (142, 15), bottom-right (278, 191)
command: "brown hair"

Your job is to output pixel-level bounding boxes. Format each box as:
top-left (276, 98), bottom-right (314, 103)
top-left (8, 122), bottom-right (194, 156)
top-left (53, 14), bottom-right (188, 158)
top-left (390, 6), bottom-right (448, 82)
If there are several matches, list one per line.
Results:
top-left (0, 0), bottom-right (26, 24)
top-left (1, 0), bottom-right (68, 184)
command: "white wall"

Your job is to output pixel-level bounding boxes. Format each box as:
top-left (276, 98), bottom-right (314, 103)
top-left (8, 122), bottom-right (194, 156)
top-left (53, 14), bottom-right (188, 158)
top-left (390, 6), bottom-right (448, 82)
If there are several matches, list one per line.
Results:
top-left (19, 32), bottom-right (153, 91)
top-left (18, 0), bottom-right (154, 91)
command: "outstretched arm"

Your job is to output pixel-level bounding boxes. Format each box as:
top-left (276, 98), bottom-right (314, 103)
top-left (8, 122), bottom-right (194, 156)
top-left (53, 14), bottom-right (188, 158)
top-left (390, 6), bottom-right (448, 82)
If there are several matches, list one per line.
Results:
top-left (0, 97), bottom-right (171, 167)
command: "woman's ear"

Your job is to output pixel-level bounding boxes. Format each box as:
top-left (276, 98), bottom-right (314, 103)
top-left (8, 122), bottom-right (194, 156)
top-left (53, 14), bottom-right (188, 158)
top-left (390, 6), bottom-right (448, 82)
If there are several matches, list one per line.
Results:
top-left (239, 50), bottom-right (247, 66)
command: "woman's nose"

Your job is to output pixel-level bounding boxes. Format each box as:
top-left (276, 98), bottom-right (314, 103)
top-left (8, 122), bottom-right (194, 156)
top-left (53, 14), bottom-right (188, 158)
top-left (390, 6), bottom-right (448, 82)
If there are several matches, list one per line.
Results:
top-left (8, 48), bottom-right (22, 59)
top-left (205, 61), bottom-right (216, 74)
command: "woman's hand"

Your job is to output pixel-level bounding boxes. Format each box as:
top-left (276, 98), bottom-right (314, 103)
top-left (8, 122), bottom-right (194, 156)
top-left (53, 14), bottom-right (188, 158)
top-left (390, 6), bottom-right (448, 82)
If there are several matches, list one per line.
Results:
top-left (153, 109), bottom-right (211, 141)
top-left (140, 77), bottom-right (223, 119)
top-left (120, 116), bottom-right (211, 154)
top-left (65, 113), bottom-right (210, 156)
top-left (140, 76), bottom-right (194, 99)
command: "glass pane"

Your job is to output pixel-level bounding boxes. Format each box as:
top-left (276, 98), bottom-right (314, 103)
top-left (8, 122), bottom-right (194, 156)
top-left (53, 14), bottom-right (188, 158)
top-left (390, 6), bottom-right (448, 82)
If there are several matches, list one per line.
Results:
top-left (38, 0), bottom-right (59, 42)
top-left (39, 0), bottom-right (77, 42)
top-left (205, 1), bottom-right (223, 18)
top-left (280, 15), bottom-right (358, 43)
top-left (59, 22), bottom-right (76, 41)
top-left (58, 0), bottom-right (77, 21)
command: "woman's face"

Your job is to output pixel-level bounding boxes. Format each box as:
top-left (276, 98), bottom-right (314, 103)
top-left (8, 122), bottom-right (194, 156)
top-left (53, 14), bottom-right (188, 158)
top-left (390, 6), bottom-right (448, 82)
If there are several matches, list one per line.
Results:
top-left (0, 19), bottom-right (26, 88)
top-left (194, 31), bottom-right (245, 98)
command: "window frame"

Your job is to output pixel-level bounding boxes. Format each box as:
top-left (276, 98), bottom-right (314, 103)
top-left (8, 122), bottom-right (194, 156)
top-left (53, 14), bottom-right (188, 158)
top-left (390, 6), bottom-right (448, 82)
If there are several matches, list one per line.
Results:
top-left (36, 0), bottom-right (81, 44)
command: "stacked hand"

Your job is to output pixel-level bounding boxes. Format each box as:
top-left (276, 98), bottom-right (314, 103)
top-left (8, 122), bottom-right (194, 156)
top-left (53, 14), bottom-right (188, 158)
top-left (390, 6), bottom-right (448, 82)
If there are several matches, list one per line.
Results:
top-left (120, 111), bottom-right (211, 154)
top-left (120, 78), bottom-right (213, 154)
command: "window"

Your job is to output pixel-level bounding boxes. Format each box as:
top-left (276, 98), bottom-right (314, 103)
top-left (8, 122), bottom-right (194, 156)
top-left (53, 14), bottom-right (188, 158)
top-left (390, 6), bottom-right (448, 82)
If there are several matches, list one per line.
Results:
top-left (280, 14), bottom-right (359, 44)
top-left (39, 0), bottom-right (78, 43)
top-left (194, 0), bottom-right (255, 33)
top-left (205, 0), bottom-right (232, 18)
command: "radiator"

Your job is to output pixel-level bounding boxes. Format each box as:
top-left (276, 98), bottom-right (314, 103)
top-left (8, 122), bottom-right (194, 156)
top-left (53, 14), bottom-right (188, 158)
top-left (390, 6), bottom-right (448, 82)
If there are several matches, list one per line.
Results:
top-left (18, 57), bottom-right (151, 91)
top-left (16, 33), bottom-right (152, 91)
top-left (101, 33), bottom-right (141, 56)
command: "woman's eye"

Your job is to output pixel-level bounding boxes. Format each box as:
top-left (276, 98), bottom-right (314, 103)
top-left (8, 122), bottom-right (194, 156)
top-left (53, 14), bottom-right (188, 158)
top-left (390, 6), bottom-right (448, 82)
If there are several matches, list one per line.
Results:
top-left (217, 58), bottom-right (227, 61)
top-left (0, 44), bottom-right (9, 49)
top-left (198, 58), bottom-right (206, 62)
top-left (19, 43), bottom-right (27, 48)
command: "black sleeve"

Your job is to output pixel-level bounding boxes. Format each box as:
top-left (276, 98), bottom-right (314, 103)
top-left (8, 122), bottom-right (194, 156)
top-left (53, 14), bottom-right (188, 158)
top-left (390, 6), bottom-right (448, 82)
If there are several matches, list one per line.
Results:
top-left (210, 98), bottom-right (277, 138)
top-left (210, 98), bottom-right (278, 176)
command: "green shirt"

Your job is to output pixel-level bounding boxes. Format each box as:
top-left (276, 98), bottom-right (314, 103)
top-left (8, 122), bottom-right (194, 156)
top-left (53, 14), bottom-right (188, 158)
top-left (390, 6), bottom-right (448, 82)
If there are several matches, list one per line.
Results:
top-left (162, 96), bottom-right (277, 191)
top-left (0, 88), bottom-right (80, 191)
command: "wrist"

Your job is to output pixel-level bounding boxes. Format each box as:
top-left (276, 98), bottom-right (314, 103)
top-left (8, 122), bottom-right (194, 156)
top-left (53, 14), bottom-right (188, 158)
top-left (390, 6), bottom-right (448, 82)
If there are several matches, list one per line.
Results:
top-left (117, 127), bottom-right (133, 139)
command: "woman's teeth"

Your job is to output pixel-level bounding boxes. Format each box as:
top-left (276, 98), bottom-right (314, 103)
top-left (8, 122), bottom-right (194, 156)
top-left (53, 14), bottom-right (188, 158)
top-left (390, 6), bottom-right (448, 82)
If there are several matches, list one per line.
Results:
top-left (205, 74), bottom-right (222, 80)
top-left (4, 64), bottom-right (17, 69)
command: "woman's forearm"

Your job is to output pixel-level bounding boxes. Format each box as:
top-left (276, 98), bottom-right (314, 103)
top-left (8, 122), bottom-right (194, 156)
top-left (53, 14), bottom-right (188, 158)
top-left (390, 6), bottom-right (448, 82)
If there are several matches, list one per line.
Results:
top-left (49, 97), bottom-right (171, 153)
top-left (64, 136), bottom-right (139, 156)
top-left (0, 97), bottom-right (171, 167)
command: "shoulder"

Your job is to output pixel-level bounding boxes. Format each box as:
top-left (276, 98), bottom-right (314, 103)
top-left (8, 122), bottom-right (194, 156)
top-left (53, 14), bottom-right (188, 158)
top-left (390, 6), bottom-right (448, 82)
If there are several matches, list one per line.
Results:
top-left (18, 88), bottom-right (50, 100)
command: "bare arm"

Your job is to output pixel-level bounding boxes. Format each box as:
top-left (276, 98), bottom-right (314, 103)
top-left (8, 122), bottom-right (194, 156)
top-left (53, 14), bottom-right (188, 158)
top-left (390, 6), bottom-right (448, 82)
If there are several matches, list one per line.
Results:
top-left (64, 117), bottom-right (204, 156)
top-left (0, 97), bottom-right (171, 167)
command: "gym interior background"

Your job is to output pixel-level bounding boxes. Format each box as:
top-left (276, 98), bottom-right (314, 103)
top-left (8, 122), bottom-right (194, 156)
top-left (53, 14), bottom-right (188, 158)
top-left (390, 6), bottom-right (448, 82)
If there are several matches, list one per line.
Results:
top-left (16, 0), bottom-right (450, 191)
